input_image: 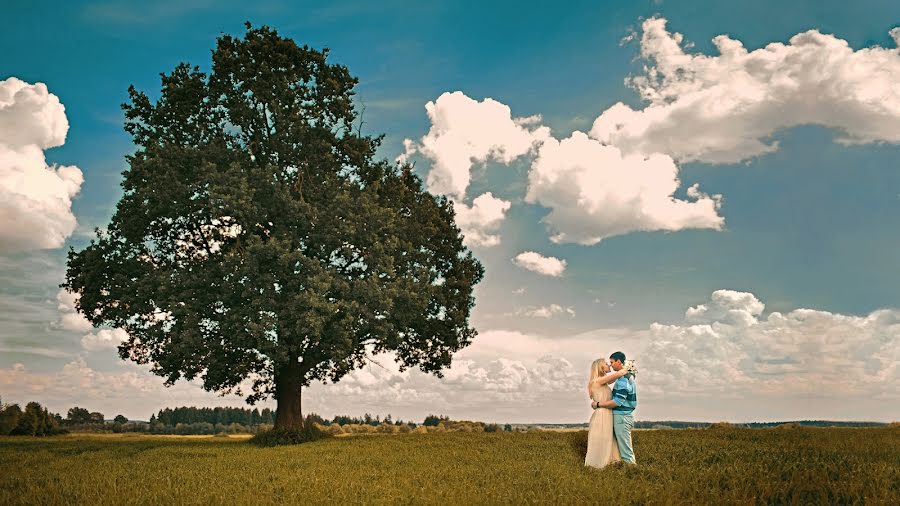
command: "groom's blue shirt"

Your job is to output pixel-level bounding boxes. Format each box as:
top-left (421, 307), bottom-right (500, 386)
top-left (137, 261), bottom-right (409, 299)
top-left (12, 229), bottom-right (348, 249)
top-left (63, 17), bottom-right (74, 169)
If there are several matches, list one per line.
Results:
top-left (611, 375), bottom-right (637, 414)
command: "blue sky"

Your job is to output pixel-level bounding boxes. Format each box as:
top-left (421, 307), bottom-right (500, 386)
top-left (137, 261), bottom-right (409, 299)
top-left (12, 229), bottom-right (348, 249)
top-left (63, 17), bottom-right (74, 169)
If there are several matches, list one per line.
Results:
top-left (2, 1), bottom-right (899, 422)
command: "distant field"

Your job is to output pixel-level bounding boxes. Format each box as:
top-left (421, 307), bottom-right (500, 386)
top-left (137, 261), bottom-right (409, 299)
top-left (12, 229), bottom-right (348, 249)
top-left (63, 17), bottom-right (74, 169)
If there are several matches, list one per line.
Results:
top-left (1, 428), bottom-right (898, 504)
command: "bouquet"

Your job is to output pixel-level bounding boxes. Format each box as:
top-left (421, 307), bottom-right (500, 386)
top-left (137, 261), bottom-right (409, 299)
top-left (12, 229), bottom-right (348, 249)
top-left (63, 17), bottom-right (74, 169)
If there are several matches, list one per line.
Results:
top-left (623, 359), bottom-right (638, 376)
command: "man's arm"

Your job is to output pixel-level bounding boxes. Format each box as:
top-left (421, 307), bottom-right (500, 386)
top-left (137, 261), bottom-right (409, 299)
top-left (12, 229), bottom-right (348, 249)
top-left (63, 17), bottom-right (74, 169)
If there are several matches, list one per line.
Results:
top-left (596, 377), bottom-right (628, 409)
top-left (590, 369), bottom-right (628, 387)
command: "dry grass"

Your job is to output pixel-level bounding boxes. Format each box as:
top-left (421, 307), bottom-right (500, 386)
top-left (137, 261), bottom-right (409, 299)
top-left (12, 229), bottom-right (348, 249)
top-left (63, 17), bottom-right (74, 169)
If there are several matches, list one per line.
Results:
top-left (1, 428), bottom-right (897, 505)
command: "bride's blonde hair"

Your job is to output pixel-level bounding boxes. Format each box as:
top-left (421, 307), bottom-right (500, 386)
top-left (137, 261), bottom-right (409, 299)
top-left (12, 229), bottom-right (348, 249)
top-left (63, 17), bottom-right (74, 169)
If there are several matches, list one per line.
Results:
top-left (588, 358), bottom-right (609, 385)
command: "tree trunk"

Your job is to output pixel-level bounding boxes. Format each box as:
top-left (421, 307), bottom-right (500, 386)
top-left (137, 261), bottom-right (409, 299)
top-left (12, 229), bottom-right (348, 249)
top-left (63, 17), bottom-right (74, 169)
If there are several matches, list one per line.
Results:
top-left (274, 360), bottom-right (304, 430)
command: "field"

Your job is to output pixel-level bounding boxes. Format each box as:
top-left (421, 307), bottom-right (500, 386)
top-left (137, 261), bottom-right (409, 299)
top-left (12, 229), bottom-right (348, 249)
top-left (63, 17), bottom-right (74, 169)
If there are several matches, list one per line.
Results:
top-left (1, 428), bottom-right (898, 505)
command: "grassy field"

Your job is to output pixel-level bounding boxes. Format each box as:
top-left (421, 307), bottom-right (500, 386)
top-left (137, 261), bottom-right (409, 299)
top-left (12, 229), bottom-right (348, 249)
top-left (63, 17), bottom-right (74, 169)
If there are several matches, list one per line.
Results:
top-left (1, 428), bottom-right (898, 505)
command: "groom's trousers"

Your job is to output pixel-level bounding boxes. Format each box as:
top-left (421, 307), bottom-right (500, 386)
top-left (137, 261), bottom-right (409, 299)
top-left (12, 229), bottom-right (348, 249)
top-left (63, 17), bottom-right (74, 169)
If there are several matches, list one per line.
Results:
top-left (613, 413), bottom-right (635, 464)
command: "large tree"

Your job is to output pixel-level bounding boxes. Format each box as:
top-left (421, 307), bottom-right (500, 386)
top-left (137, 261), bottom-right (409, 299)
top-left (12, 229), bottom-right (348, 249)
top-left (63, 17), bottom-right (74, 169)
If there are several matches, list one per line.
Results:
top-left (62, 24), bottom-right (483, 430)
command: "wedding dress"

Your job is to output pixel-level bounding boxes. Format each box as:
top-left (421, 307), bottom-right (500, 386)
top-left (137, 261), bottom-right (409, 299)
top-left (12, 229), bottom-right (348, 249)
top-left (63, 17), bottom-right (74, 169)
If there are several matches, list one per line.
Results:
top-left (584, 381), bottom-right (621, 468)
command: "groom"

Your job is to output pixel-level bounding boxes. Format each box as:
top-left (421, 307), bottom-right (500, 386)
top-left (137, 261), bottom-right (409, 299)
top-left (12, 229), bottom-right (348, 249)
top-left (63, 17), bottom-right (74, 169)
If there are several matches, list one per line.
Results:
top-left (595, 351), bottom-right (637, 464)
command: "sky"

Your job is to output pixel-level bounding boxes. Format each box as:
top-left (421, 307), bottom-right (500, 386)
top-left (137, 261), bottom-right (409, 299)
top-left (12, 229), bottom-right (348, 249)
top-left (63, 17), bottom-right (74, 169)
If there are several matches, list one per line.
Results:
top-left (1, 0), bottom-right (899, 423)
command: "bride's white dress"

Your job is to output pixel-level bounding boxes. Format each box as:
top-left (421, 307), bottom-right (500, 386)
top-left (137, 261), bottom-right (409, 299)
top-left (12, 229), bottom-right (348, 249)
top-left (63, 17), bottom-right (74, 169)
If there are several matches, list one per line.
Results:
top-left (584, 382), bottom-right (621, 468)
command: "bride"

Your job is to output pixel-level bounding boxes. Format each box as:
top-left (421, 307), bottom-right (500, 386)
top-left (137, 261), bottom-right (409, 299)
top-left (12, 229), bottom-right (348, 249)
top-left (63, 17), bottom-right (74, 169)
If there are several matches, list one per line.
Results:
top-left (584, 358), bottom-right (628, 468)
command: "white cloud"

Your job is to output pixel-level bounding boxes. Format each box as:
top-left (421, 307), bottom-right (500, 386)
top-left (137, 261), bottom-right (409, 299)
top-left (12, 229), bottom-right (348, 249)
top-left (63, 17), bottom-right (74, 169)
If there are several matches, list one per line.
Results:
top-left (403, 90), bottom-right (725, 246)
top-left (591, 17), bottom-right (900, 164)
top-left (401, 21), bottom-right (900, 246)
top-left (526, 132), bottom-right (724, 244)
top-left (512, 251), bottom-right (567, 277)
top-left (81, 328), bottom-right (129, 351)
top-left (684, 289), bottom-right (765, 326)
top-left (314, 292), bottom-right (899, 422)
top-left (54, 289), bottom-right (93, 333)
top-left (399, 91), bottom-right (550, 199)
top-left (303, 330), bottom-right (594, 422)
top-left (5, 292), bottom-right (898, 422)
top-left (452, 192), bottom-right (511, 247)
top-left (517, 304), bottom-right (576, 318)
top-left (642, 291), bottom-right (900, 402)
top-left (0, 77), bottom-right (83, 254)
top-left (0, 358), bottom-right (261, 420)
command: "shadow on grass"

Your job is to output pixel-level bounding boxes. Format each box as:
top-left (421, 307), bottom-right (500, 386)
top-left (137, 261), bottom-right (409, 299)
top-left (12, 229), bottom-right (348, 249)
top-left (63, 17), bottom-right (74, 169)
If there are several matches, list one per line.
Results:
top-left (569, 430), bottom-right (589, 460)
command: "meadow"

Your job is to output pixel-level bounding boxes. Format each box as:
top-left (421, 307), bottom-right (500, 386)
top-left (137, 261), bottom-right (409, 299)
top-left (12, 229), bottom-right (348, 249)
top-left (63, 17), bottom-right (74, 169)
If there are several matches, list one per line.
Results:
top-left (1, 428), bottom-right (897, 505)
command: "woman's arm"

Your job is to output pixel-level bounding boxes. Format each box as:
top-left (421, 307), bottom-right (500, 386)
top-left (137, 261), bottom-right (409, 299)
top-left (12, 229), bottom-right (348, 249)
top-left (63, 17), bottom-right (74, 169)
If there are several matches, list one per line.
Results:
top-left (590, 369), bottom-right (627, 387)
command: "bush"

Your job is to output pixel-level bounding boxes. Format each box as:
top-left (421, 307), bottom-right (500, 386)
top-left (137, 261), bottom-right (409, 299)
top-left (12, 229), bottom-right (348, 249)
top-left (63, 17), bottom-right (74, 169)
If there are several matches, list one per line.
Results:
top-left (250, 416), bottom-right (331, 446)
top-left (423, 414), bottom-right (450, 427)
top-left (347, 424), bottom-right (373, 434)
top-left (376, 423), bottom-right (399, 434)
top-left (484, 423), bottom-right (501, 433)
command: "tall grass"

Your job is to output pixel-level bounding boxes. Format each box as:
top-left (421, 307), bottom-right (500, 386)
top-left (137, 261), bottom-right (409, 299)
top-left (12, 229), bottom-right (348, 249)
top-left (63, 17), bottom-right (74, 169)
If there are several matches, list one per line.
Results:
top-left (1, 428), bottom-right (897, 504)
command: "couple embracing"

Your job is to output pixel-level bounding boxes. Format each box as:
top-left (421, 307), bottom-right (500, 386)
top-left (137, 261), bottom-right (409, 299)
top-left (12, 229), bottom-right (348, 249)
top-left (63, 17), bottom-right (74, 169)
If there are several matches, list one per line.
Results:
top-left (584, 351), bottom-right (637, 469)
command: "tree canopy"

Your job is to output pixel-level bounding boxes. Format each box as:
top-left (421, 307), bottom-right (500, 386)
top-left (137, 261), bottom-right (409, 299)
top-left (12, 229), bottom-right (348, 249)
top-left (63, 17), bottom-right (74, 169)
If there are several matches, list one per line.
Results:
top-left (62, 23), bottom-right (483, 429)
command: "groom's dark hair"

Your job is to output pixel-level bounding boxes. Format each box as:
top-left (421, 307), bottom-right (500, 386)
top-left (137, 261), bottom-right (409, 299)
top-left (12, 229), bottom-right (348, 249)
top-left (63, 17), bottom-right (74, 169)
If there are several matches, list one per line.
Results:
top-left (609, 351), bottom-right (626, 362)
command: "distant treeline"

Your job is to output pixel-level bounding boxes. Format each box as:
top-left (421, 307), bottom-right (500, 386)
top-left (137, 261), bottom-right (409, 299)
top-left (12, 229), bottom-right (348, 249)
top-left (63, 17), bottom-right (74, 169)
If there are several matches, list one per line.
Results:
top-left (1, 397), bottom-right (472, 437)
top-left (2, 394), bottom-right (892, 437)
top-left (152, 406), bottom-right (276, 427)
top-left (151, 409), bottom-right (455, 430)
top-left (0, 398), bottom-right (66, 436)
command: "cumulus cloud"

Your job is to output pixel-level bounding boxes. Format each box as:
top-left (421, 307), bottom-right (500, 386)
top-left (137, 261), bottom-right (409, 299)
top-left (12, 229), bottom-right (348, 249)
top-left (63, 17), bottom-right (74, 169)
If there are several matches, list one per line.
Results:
top-left (0, 77), bottom-right (83, 253)
top-left (401, 21), bottom-right (900, 245)
top-left (398, 92), bottom-right (549, 247)
top-left (684, 289), bottom-right (765, 326)
top-left (54, 288), bottom-right (93, 333)
top-left (452, 192), bottom-right (511, 247)
top-left (313, 291), bottom-right (899, 422)
top-left (303, 329), bottom-right (598, 422)
top-left (404, 90), bottom-right (725, 245)
top-left (591, 17), bottom-right (900, 164)
top-left (642, 290), bottom-right (900, 402)
top-left (399, 91), bottom-right (550, 199)
top-left (6, 291), bottom-right (897, 422)
top-left (81, 328), bottom-right (129, 351)
top-left (512, 251), bottom-right (567, 276)
top-left (526, 132), bottom-right (724, 244)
